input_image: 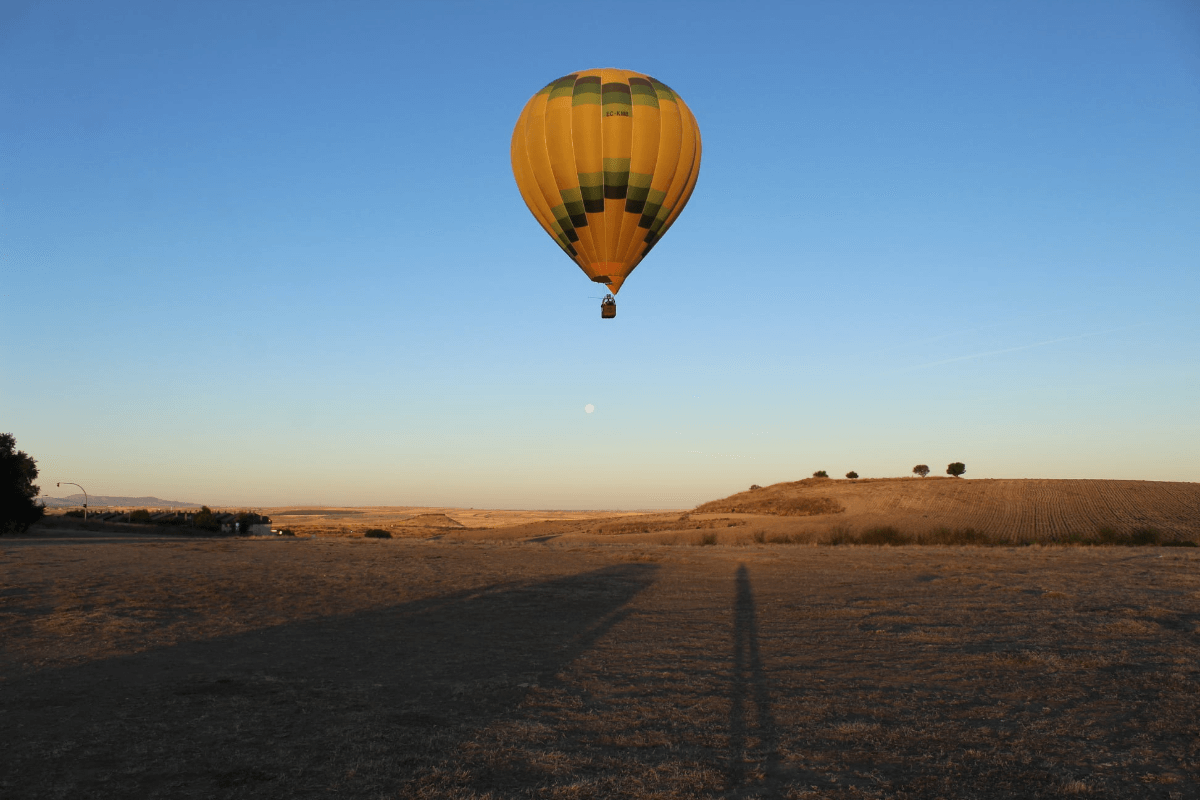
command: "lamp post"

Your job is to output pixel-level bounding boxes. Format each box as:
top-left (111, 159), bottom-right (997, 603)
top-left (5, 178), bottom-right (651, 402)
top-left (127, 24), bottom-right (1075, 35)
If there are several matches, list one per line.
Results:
top-left (58, 482), bottom-right (88, 520)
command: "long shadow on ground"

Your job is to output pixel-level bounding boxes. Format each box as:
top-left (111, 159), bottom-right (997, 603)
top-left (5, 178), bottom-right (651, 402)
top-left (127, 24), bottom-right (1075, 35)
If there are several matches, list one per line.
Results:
top-left (726, 563), bottom-right (781, 798)
top-left (0, 563), bottom-right (659, 799)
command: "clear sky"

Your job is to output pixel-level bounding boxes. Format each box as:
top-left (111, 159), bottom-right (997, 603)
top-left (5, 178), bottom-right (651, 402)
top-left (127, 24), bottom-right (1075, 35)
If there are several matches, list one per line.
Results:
top-left (3, 1), bottom-right (1198, 509)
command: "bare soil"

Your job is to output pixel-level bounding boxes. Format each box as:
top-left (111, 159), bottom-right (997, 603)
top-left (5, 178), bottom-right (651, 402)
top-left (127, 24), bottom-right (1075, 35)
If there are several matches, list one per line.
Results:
top-left (2, 529), bottom-right (1198, 798)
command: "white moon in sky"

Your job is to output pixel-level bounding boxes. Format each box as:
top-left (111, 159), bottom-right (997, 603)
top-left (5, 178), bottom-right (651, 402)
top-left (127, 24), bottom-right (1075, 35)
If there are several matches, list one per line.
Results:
top-left (584, 404), bottom-right (595, 414)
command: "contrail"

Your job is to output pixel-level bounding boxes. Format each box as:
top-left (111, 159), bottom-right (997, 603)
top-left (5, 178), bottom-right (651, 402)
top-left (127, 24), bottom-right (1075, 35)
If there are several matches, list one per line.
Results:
top-left (897, 323), bottom-right (1149, 372)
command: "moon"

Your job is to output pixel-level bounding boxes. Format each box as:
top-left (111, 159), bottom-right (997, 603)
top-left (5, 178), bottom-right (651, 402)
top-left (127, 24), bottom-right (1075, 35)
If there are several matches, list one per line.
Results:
top-left (584, 404), bottom-right (595, 414)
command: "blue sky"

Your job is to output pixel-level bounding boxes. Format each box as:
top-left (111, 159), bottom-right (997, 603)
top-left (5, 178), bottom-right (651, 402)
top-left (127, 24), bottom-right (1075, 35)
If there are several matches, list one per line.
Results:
top-left (3, 0), bottom-right (1197, 508)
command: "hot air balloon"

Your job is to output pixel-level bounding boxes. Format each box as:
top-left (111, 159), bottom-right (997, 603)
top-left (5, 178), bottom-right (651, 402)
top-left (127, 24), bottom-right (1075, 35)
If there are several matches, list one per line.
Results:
top-left (511, 69), bottom-right (701, 318)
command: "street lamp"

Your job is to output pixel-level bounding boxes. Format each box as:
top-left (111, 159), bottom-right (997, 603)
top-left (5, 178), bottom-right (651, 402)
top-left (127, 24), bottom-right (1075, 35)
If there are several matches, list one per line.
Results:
top-left (58, 482), bottom-right (88, 520)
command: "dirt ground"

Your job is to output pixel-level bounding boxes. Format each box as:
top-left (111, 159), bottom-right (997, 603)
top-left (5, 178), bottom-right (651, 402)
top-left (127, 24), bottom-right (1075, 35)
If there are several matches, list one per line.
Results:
top-left (2, 530), bottom-right (1198, 799)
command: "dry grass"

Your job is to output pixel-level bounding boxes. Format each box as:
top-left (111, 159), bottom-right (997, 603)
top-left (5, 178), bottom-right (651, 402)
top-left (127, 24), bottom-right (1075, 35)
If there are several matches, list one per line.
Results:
top-left (38, 479), bottom-right (1199, 549)
top-left (3, 530), bottom-right (1199, 798)
top-left (694, 478), bottom-right (846, 516)
top-left (684, 477), bottom-right (1200, 547)
top-left (262, 506), bottom-right (659, 537)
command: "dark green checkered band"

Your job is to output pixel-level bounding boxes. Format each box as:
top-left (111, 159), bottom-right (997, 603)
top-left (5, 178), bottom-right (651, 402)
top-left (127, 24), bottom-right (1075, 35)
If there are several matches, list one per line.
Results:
top-left (558, 187), bottom-right (588, 228)
top-left (642, 206), bottom-right (673, 251)
top-left (602, 81), bottom-right (631, 111)
top-left (647, 208), bottom-right (670, 237)
top-left (572, 75), bottom-right (602, 105)
top-left (648, 78), bottom-right (676, 103)
top-left (603, 157), bottom-right (630, 200)
top-left (549, 204), bottom-right (579, 243)
top-left (578, 171), bottom-right (604, 213)
top-left (624, 172), bottom-right (653, 213)
top-left (638, 189), bottom-right (667, 228)
top-left (557, 234), bottom-right (578, 256)
top-left (548, 75), bottom-right (577, 100)
top-left (629, 77), bottom-right (658, 107)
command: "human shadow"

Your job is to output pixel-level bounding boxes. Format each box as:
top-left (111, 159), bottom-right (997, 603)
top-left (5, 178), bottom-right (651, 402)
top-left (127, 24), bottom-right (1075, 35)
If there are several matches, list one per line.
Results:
top-left (727, 563), bottom-right (781, 797)
top-left (1, 562), bottom-right (659, 798)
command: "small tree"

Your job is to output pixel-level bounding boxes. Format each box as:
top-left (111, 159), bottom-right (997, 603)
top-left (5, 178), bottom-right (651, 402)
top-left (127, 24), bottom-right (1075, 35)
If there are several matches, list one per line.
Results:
top-left (845, 471), bottom-right (858, 480)
top-left (0, 433), bottom-right (45, 535)
top-left (812, 470), bottom-right (829, 478)
top-left (946, 462), bottom-right (966, 478)
top-left (913, 464), bottom-right (930, 478)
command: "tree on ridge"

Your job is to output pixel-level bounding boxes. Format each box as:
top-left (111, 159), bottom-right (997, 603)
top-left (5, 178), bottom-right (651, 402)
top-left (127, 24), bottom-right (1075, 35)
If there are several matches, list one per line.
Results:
top-left (947, 462), bottom-right (966, 478)
top-left (913, 464), bottom-right (930, 478)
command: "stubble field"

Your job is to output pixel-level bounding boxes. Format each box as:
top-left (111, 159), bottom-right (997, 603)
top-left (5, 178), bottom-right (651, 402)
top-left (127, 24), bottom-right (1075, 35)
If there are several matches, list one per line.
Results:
top-left (2, 529), bottom-right (1198, 799)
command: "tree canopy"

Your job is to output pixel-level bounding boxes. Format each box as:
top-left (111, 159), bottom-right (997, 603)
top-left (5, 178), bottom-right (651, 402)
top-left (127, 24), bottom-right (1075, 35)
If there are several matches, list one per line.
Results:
top-left (1, 433), bottom-right (45, 535)
top-left (913, 464), bottom-right (930, 478)
top-left (947, 462), bottom-right (966, 477)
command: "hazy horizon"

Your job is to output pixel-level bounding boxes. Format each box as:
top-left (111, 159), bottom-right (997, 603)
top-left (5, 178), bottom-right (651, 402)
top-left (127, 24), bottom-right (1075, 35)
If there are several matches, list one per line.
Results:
top-left (4, 1), bottom-right (1198, 508)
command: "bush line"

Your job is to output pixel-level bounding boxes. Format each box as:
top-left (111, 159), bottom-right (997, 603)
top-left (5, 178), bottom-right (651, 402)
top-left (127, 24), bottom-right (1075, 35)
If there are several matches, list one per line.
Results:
top-left (726, 525), bottom-right (1200, 547)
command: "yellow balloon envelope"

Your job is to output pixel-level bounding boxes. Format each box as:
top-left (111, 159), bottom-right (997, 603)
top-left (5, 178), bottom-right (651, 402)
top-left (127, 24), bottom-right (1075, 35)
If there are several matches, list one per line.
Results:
top-left (511, 69), bottom-right (701, 295)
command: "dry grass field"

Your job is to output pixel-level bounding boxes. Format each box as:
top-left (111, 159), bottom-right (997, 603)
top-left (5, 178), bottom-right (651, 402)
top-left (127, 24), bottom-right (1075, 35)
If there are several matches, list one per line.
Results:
top-left (427, 478), bottom-right (1199, 548)
top-left (689, 477), bottom-right (1200, 545)
top-left (53, 479), bottom-right (1200, 547)
top-left (5, 479), bottom-right (1198, 798)
top-left (2, 530), bottom-right (1199, 799)
top-left (260, 507), bottom-right (659, 538)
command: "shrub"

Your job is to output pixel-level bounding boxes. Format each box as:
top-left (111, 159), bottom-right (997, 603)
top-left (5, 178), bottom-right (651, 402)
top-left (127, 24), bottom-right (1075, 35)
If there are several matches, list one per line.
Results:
top-left (946, 462), bottom-right (966, 477)
top-left (913, 464), bottom-right (930, 478)
top-left (363, 528), bottom-right (391, 539)
top-left (1129, 527), bottom-right (1161, 546)
top-left (859, 526), bottom-right (911, 546)
top-left (129, 509), bottom-right (153, 524)
top-left (749, 484), bottom-right (762, 491)
top-left (921, 527), bottom-right (989, 545)
top-left (826, 525), bottom-right (855, 545)
top-left (1163, 540), bottom-right (1197, 548)
top-left (1092, 526), bottom-right (1164, 547)
top-left (812, 470), bottom-right (829, 478)
top-left (845, 471), bottom-right (858, 480)
top-left (279, 528), bottom-right (295, 536)
top-left (65, 509), bottom-right (86, 518)
top-left (697, 532), bottom-right (718, 546)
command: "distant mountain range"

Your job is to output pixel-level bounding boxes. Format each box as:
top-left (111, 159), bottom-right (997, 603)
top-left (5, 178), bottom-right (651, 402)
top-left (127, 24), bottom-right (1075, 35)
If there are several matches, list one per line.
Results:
top-left (41, 494), bottom-right (203, 509)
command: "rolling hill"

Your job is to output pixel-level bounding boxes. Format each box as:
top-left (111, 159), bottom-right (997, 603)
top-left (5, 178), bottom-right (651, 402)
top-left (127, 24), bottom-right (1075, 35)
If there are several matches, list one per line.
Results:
top-left (693, 477), bottom-right (1200, 541)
